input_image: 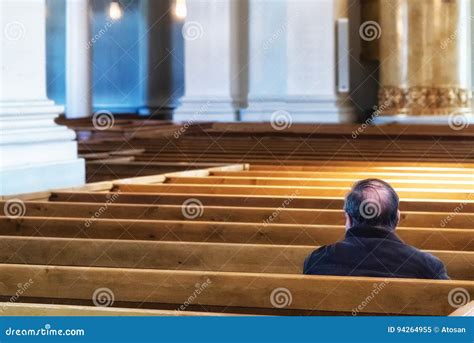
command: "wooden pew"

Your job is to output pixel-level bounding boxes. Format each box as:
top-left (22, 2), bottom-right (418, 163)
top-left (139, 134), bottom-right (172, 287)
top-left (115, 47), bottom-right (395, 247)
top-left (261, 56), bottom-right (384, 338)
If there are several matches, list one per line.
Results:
top-left (0, 236), bottom-right (471, 280)
top-left (86, 161), bottom-right (230, 182)
top-left (111, 149), bottom-right (474, 159)
top-left (78, 135), bottom-right (474, 164)
top-left (115, 183), bottom-right (474, 201)
top-left (2, 201), bottom-right (473, 229)
top-left (9, 118), bottom-right (474, 315)
top-left (0, 302), bottom-right (227, 316)
top-left (132, 151), bottom-right (474, 159)
top-left (211, 170), bottom-right (474, 182)
top-left (133, 155), bottom-right (474, 164)
top-left (81, 147), bottom-right (474, 159)
top-left (209, 122), bottom-right (474, 137)
top-left (1, 217), bottom-right (472, 251)
top-left (74, 121), bottom-right (474, 179)
top-left (1, 264), bottom-right (473, 315)
top-left (49, 191), bottom-right (474, 213)
top-left (250, 164), bottom-right (474, 172)
top-left (164, 176), bottom-right (474, 190)
top-left (43, 121), bottom-right (474, 316)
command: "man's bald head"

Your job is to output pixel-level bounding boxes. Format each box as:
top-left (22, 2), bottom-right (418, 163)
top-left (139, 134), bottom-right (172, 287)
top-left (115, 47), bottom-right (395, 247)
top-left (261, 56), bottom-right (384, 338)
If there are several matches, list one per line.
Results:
top-left (344, 179), bottom-right (400, 230)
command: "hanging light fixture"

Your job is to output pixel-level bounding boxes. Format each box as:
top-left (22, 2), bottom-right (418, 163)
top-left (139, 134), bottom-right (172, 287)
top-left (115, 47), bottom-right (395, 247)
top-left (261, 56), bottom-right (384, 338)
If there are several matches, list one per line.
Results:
top-left (174, 0), bottom-right (187, 20)
top-left (109, 0), bottom-right (123, 20)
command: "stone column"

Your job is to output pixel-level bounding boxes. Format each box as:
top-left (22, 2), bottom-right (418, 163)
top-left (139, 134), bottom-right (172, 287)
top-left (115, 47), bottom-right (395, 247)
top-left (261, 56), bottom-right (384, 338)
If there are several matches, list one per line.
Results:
top-left (283, 0), bottom-right (354, 123)
top-left (174, 0), bottom-right (237, 122)
top-left (66, 0), bottom-right (92, 119)
top-left (0, 0), bottom-right (85, 195)
top-left (240, 0), bottom-right (354, 123)
top-left (378, 0), bottom-right (472, 122)
top-left (240, 0), bottom-right (287, 121)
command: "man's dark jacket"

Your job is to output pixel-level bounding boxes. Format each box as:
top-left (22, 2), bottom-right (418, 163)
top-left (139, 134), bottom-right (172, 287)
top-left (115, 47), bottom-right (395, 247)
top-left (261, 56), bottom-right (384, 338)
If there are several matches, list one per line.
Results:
top-left (303, 224), bottom-right (449, 279)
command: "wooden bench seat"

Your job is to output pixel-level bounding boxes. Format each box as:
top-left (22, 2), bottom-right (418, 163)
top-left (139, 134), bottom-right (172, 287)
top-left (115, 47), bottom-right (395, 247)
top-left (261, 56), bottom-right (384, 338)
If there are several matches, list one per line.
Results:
top-left (0, 236), bottom-right (471, 280)
top-left (50, 191), bottom-right (474, 213)
top-left (0, 302), bottom-right (228, 316)
top-left (2, 201), bottom-right (472, 228)
top-left (250, 164), bottom-right (474, 172)
top-left (2, 217), bottom-right (472, 251)
top-left (133, 155), bottom-right (474, 164)
top-left (80, 140), bottom-right (474, 152)
top-left (164, 176), bottom-right (474, 190)
top-left (211, 170), bottom-right (474, 181)
top-left (132, 151), bottom-right (474, 160)
top-left (110, 151), bottom-right (474, 161)
top-left (1, 264), bottom-right (472, 315)
top-left (115, 183), bottom-right (474, 201)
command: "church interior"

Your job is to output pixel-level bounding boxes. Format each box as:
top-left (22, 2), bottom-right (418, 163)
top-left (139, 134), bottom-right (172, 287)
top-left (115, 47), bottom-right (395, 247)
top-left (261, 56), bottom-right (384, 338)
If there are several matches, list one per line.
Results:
top-left (1, 0), bottom-right (474, 317)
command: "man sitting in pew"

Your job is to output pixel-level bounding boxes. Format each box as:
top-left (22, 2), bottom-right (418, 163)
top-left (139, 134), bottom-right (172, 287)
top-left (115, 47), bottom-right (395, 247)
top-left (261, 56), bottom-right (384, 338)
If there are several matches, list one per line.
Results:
top-left (303, 179), bottom-right (449, 279)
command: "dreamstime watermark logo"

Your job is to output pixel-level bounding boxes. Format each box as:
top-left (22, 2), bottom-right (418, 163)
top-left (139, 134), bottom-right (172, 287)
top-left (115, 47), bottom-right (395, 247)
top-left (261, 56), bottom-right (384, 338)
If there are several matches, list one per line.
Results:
top-left (448, 287), bottom-right (470, 308)
top-left (4, 323), bottom-right (85, 337)
top-left (4, 21), bottom-right (26, 41)
top-left (440, 16), bottom-right (474, 49)
top-left (448, 112), bottom-right (469, 131)
top-left (352, 280), bottom-right (389, 316)
top-left (262, 12), bottom-right (299, 50)
top-left (263, 190), bottom-right (300, 226)
top-left (174, 101), bottom-right (210, 139)
top-left (352, 100), bottom-right (390, 139)
top-left (359, 21), bottom-right (381, 41)
top-left (176, 278), bottom-right (212, 311)
top-left (3, 199), bottom-right (26, 219)
top-left (440, 193), bottom-right (474, 228)
top-left (92, 110), bottom-right (115, 131)
top-left (440, 30), bottom-right (457, 50)
top-left (92, 287), bottom-right (115, 307)
top-left (181, 198), bottom-right (204, 219)
top-left (86, 20), bottom-right (114, 50)
top-left (270, 110), bottom-right (292, 131)
top-left (182, 21), bottom-right (204, 41)
top-left (0, 279), bottom-right (34, 313)
top-left (359, 199), bottom-right (381, 220)
top-left (270, 287), bottom-right (292, 308)
top-left (84, 191), bottom-right (121, 228)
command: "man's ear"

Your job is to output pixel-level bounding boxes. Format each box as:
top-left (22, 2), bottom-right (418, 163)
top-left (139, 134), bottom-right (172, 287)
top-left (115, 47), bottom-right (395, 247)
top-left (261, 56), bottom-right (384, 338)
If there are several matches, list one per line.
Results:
top-left (396, 210), bottom-right (400, 225)
top-left (345, 213), bottom-right (352, 230)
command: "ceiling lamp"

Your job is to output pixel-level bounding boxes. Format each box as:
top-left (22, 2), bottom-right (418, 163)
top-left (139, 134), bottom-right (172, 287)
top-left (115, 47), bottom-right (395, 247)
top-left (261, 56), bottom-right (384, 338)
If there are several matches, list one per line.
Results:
top-left (109, 1), bottom-right (123, 20)
top-left (174, 0), bottom-right (187, 20)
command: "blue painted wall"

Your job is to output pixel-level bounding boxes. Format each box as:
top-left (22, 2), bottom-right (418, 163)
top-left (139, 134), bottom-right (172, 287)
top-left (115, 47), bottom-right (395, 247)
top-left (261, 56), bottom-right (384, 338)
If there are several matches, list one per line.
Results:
top-left (91, 0), bottom-right (142, 112)
top-left (46, 0), bottom-right (66, 105)
top-left (45, 0), bottom-right (182, 114)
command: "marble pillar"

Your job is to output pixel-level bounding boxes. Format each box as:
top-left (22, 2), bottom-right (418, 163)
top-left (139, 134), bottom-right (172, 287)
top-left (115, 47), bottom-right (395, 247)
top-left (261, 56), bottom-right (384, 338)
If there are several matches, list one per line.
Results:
top-left (174, 0), bottom-right (237, 122)
top-left (378, 0), bottom-right (472, 122)
top-left (240, 0), bottom-right (287, 121)
top-left (240, 0), bottom-right (354, 123)
top-left (66, 0), bottom-right (92, 119)
top-left (283, 0), bottom-right (354, 123)
top-left (0, 0), bottom-right (85, 195)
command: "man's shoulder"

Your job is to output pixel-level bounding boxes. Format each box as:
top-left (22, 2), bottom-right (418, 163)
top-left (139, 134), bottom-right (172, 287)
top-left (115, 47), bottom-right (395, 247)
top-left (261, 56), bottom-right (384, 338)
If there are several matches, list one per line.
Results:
top-left (403, 244), bottom-right (442, 264)
top-left (402, 244), bottom-right (448, 278)
top-left (303, 245), bottom-right (333, 273)
top-left (417, 249), bottom-right (445, 268)
top-left (306, 245), bottom-right (332, 261)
